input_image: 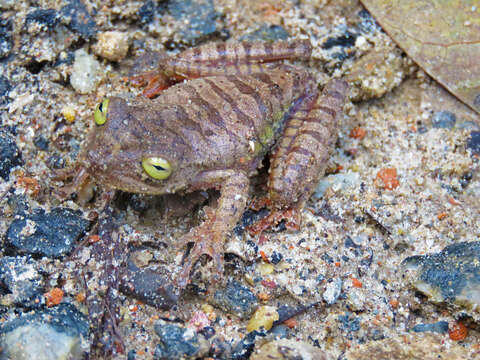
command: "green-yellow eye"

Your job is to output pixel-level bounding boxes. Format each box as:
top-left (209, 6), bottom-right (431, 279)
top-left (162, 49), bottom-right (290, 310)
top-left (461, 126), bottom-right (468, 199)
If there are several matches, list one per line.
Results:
top-left (142, 157), bottom-right (172, 180)
top-left (94, 98), bottom-right (110, 125)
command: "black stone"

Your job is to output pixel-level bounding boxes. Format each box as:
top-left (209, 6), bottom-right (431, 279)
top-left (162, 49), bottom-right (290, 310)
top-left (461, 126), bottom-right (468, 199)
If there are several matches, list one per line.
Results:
top-left (239, 24), bottom-right (290, 42)
top-left (33, 135), bottom-right (49, 150)
top-left (60, 0), bottom-right (97, 39)
top-left (467, 131), bottom-right (480, 155)
top-left (234, 208), bottom-right (270, 236)
top-left (0, 75), bottom-right (11, 105)
top-left (199, 326), bottom-right (215, 339)
top-left (0, 256), bottom-right (44, 307)
top-left (322, 30), bottom-right (357, 49)
top-left (25, 9), bottom-right (60, 31)
top-left (0, 129), bottom-right (22, 180)
top-left (231, 330), bottom-right (267, 360)
top-left (0, 17), bottom-right (13, 59)
top-left (213, 280), bottom-right (258, 319)
top-left (270, 251), bottom-right (283, 264)
top-left (432, 110), bottom-right (456, 129)
top-left (153, 323), bottom-right (200, 359)
top-left (6, 207), bottom-right (90, 258)
top-left (338, 312), bottom-right (360, 332)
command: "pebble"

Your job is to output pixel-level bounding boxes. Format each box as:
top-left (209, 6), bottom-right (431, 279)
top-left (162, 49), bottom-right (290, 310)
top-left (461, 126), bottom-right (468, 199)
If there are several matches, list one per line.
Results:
top-left (0, 303), bottom-right (89, 360)
top-left (403, 242), bottom-right (480, 315)
top-left (0, 128), bottom-right (22, 180)
top-left (25, 9), bottom-right (60, 33)
top-left (338, 312), bottom-right (361, 333)
top-left (60, 0), bottom-right (97, 39)
top-left (323, 278), bottom-right (342, 305)
top-left (93, 31), bottom-right (129, 62)
top-left (467, 131), bottom-right (480, 155)
top-left (411, 321), bottom-right (449, 334)
top-left (168, 0), bottom-right (221, 45)
top-left (322, 29), bottom-right (357, 49)
top-left (431, 110), bottom-right (456, 128)
top-left (70, 49), bottom-right (101, 94)
top-left (6, 207), bottom-right (90, 258)
top-left (0, 17), bottom-right (13, 59)
top-left (250, 339), bottom-right (328, 360)
top-left (212, 280), bottom-right (258, 319)
top-left (0, 256), bottom-right (43, 307)
top-left (153, 321), bottom-right (206, 359)
top-left (239, 24), bottom-right (290, 42)
top-left (139, 0), bottom-right (155, 24)
top-left (0, 75), bottom-right (11, 104)
top-left (119, 252), bottom-right (178, 309)
top-left (247, 306), bottom-right (279, 332)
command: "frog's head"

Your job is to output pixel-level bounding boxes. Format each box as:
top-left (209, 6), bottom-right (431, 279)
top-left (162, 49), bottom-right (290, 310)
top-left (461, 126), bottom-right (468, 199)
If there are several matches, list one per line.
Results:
top-left (71, 96), bottom-right (197, 195)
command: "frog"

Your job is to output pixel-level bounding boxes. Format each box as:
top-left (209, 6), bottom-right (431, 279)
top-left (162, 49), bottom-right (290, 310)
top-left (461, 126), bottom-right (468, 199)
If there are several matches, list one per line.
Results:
top-left (57, 39), bottom-right (348, 289)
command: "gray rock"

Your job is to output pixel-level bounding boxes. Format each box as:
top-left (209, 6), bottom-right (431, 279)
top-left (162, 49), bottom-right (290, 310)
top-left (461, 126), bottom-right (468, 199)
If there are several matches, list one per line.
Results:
top-left (153, 322), bottom-right (202, 359)
top-left (431, 110), bottom-right (456, 129)
top-left (168, 0), bottom-right (221, 45)
top-left (213, 280), bottom-right (258, 319)
top-left (323, 278), bottom-right (342, 305)
top-left (0, 75), bottom-right (11, 104)
top-left (411, 321), bottom-right (449, 334)
top-left (0, 303), bottom-right (89, 360)
top-left (25, 9), bottom-right (60, 33)
top-left (6, 207), bottom-right (90, 258)
top-left (0, 128), bottom-right (22, 180)
top-left (403, 242), bottom-right (480, 314)
top-left (0, 17), bottom-right (13, 59)
top-left (0, 256), bottom-right (43, 307)
top-left (467, 131), bottom-right (480, 155)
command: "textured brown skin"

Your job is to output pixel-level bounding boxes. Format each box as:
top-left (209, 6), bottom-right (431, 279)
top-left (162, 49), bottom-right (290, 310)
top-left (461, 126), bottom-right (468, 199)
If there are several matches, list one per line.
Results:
top-left (68, 40), bottom-right (347, 287)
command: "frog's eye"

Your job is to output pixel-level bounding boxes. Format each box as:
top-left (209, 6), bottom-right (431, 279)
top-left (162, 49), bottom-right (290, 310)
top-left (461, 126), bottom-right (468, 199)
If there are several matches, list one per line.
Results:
top-left (94, 99), bottom-right (110, 126)
top-left (142, 157), bottom-right (172, 180)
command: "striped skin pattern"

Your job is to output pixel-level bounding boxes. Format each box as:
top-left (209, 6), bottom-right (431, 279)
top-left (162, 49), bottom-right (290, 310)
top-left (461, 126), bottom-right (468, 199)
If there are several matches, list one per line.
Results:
top-left (71, 40), bottom-right (347, 287)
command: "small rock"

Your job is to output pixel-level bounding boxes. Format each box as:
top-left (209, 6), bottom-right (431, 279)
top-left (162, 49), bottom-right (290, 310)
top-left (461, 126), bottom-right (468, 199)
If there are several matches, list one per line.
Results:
top-left (251, 339), bottom-right (328, 360)
top-left (60, 0), bottom-right (97, 39)
top-left (139, 0), bottom-right (155, 24)
top-left (345, 333), bottom-right (473, 360)
top-left (6, 207), bottom-right (90, 258)
top-left (323, 278), bottom-right (342, 305)
top-left (411, 321), bottom-right (449, 334)
top-left (212, 280), bottom-right (258, 319)
top-left (0, 128), bottom-right (22, 180)
top-left (403, 242), bottom-right (480, 314)
top-left (25, 9), bottom-right (59, 33)
top-left (70, 49), bottom-right (101, 94)
top-left (168, 0), bottom-right (221, 46)
top-left (0, 303), bottom-right (89, 360)
top-left (247, 306), bottom-right (279, 332)
top-left (431, 110), bottom-right (456, 129)
top-left (338, 312), bottom-right (361, 333)
top-left (0, 75), bottom-right (11, 104)
top-left (322, 29), bottom-right (357, 49)
top-left (153, 321), bottom-right (206, 359)
top-left (467, 131), bottom-right (480, 155)
top-left (0, 17), bottom-right (13, 58)
top-left (0, 256), bottom-right (43, 307)
top-left (33, 135), bottom-right (49, 151)
top-left (239, 24), bottom-right (289, 42)
top-left (94, 31), bottom-right (129, 62)
top-left (119, 252), bottom-right (178, 310)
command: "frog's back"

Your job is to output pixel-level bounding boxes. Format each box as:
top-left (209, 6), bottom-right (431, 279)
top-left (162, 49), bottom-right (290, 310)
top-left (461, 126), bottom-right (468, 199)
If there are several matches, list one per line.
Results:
top-left (152, 69), bottom-right (313, 172)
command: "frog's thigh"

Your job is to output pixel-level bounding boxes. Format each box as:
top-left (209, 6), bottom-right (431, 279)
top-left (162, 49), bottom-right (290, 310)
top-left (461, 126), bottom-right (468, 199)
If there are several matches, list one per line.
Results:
top-left (268, 79), bottom-right (348, 206)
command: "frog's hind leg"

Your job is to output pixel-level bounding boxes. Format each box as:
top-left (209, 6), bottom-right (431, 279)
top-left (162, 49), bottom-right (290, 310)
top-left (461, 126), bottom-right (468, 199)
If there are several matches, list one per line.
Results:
top-left (131, 40), bottom-right (312, 98)
top-left (249, 79), bottom-right (348, 234)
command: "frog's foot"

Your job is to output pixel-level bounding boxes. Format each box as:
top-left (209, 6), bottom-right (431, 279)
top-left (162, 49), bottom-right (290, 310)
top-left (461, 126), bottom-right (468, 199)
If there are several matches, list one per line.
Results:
top-left (247, 206), bottom-right (301, 235)
top-left (51, 165), bottom-right (90, 200)
top-left (127, 71), bottom-right (170, 98)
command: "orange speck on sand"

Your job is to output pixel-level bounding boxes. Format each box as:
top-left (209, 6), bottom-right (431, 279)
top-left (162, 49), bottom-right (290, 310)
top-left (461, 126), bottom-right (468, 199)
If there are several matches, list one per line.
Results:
top-left (335, 262), bottom-right (341, 267)
top-left (258, 292), bottom-right (270, 301)
top-left (88, 234), bottom-right (101, 244)
top-left (283, 318), bottom-right (297, 328)
top-left (45, 288), bottom-right (64, 307)
top-left (389, 299), bottom-right (399, 309)
top-left (351, 278), bottom-right (363, 288)
top-left (449, 321), bottom-right (468, 341)
top-left (376, 168), bottom-right (400, 190)
top-left (448, 197), bottom-right (460, 205)
top-left (259, 250), bottom-right (269, 262)
top-left (349, 127), bottom-right (367, 140)
top-left (16, 176), bottom-right (40, 196)
top-left (437, 212), bottom-right (448, 220)
top-left (75, 292), bottom-right (86, 303)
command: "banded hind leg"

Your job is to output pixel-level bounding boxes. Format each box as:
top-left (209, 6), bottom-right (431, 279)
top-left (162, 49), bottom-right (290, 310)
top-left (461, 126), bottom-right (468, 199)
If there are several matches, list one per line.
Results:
top-left (249, 79), bottom-right (348, 234)
top-left (130, 40), bottom-right (312, 98)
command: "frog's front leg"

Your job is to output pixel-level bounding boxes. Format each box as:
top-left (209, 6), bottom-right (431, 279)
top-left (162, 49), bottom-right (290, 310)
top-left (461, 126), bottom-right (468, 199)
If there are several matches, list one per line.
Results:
top-left (175, 170), bottom-right (249, 288)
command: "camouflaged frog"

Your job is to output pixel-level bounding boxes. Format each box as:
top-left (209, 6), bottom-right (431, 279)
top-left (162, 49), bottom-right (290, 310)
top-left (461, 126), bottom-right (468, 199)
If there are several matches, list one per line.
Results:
top-left (57, 40), bottom-right (347, 288)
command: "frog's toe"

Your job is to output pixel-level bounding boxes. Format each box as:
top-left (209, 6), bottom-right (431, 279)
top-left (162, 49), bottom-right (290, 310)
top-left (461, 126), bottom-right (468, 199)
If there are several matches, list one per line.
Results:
top-left (127, 71), bottom-right (169, 98)
top-left (247, 207), bottom-right (302, 235)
